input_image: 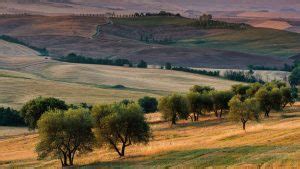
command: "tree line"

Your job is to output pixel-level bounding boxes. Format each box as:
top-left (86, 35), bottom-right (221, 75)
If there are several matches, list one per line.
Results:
top-left (159, 81), bottom-right (297, 130)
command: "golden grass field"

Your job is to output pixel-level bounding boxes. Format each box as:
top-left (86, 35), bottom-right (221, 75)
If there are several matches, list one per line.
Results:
top-left (0, 40), bottom-right (242, 108)
top-left (0, 104), bottom-right (300, 168)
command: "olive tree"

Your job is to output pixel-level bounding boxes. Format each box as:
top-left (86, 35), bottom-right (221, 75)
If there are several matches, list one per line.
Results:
top-left (280, 87), bottom-right (295, 108)
top-left (210, 90), bottom-right (233, 118)
top-left (187, 92), bottom-right (212, 121)
top-left (255, 88), bottom-right (282, 117)
top-left (20, 97), bottom-right (68, 130)
top-left (228, 96), bottom-right (260, 130)
top-left (138, 96), bottom-right (158, 113)
top-left (36, 108), bottom-right (95, 166)
top-left (92, 103), bottom-right (150, 157)
top-left (158, 94), bottom-right (189, 125)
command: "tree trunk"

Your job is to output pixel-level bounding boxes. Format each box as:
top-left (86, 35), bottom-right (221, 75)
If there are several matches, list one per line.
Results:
top-left (265, 110), bottom-right (270, 118)
top-left (63, 152), bottom-right (68, 166)
top-left (219, 109), bottom-right (223, 119)
top-left (241, 118), bottom-right (247, 130)
top-left (214, 110), bottom-right (218, 117)
top-left (171, 113), bottom-right (176, 125)
top-left (193, 113), bottom-right (197, 121)
top-left (120, 143), bottom-right (126, 157)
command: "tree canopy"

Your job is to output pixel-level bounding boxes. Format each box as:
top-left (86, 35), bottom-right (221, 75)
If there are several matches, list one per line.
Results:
top-left (159, 94), bottom-right (189, 125)
top-left (138, 96), bottom-right (158, 113)
top-left (20, 97), bottom-right (68, 130)
top-left (92, 103), bottom-right (151, 157)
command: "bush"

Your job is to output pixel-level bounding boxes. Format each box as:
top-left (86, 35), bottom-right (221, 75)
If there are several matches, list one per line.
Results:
top-left (137, 60), bottom-right (148, 68)
top-left (0, 107), bottom-right (25, 126)
top-left (138, 96), bottom-right (158, 113)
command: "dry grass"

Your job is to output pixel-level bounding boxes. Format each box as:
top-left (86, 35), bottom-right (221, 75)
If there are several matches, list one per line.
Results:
top-left (1, 105), bottom-right (300, 168)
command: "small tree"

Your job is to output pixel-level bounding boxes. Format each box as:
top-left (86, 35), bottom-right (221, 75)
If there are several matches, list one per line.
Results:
top-left (20, 97), bottom-right (68, 130)
top-left (210, 90), bottom-right (234, 118)
top-left (255, 88), bottom-right (282, 117)
top-left (280, 87), bottom-right (295, 108)
top-left (165, 62), bottom-right (172, 70)
top-left (93, 103), bottom-right (150, 157)
top-left (158, 94), bottom-right (189, 125)
top-left (289, 67), bottom-right (300, 87)
top-left (228, 96), bottom-right (260, 130)
top-left (137, 60), bottom-right (148, 68)
top-left (187, 92), bottom-right (212, 121)
top-left (138, 96), bottom-right (158, 113)
top-left (231, 84), bottom-right (251, 99)
top-left (190, 85), bottom-right (214, 94)
top-left (36, 108), bottom-right (95, 166)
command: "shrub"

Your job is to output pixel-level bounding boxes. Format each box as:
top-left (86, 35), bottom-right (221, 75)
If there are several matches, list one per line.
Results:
top-left (138, 96), bottom-right (158, 113)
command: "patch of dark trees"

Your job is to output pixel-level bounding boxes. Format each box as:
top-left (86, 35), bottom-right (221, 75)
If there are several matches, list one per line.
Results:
top-left (190, 20), bottom-right (250, 30)
top-left (0, 107), bottom-right (25, 126)
top-left (58, 53), bottom-right (133, 67)
top-left (134, 11), bottom-right (181, 17)
top-left (0, 35), bottom-right (49, 56)
top-left (172, 66), bottom-right (220, 77)
top-left (224, 70), bottom-right (264, 83)
top-left (248, 64), bottom-right (295, 72)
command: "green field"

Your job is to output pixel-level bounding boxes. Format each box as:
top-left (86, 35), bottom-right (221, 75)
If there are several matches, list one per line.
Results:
top-left (174, 28), bottom-right (300, 57)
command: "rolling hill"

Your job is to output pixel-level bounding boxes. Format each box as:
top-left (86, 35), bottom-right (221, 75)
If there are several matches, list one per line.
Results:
top-left (0, 40), bottom-right (241, 108)
top-left (0, 15), bottom-right (296, 69)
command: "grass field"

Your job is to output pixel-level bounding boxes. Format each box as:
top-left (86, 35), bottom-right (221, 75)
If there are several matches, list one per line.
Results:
top-left (0, 40), bottom-right (242, 108)
top-left (1, 104), bottom-right (300, 168)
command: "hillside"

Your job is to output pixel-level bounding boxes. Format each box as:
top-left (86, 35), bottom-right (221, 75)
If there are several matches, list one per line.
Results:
top-left (1, 105), bottom-right (300, 168)
top-left (0, 40), bottom-right (241, 108)
top-left (0, 15), bottom-right (296, 69)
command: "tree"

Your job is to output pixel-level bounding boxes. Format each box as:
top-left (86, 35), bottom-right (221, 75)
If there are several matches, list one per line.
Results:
top-left (20, 97), bottom-right (68, 130)
top-left (138, 96), bottom-right (158, 113)
top-left (190, 85), bottom-right (214, 94)
top-left (120, 99), bottom-right (134, 105)
top-left (231, 84), bottom-right (251, 98)
top-left (165, 62), bottom-right (172, 70)
top-left (280, 87), bottom-right (295, 108)
top-left (210, 90), bottom-right (234, 118)
top-left (36, 109), bottom-right (95, 166)
top-left (228, 96), bottom-right (260, 130)
top-left (137, 60), bottom-right (148, 68)
top-left (289, 67), bottom-right (300, 87)
top-left (255, 88), bottom-right (282, 117)
top-left (187, 92), bottom-right (212, 121)
top-left (93, 103), bottom-right (150, 157)
top-left (158, 94), bottom-right (189, 125)
top-left (0, 107), bottom-right (25, 126)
